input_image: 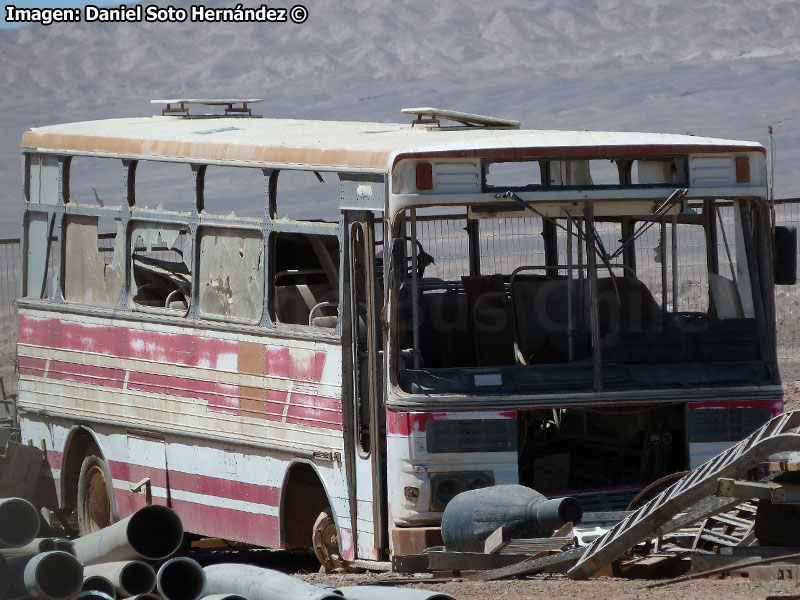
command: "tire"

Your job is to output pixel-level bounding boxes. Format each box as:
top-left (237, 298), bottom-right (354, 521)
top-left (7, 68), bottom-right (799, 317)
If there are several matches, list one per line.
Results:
top-left (77, 455), bottom-right (116, 536)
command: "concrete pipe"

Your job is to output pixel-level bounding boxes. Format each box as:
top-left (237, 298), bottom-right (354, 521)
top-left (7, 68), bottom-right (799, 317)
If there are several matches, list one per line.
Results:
top-left (0, 497), bottom-right (41, 549)
top-left (204, 563), bottom-right (343, 600)
top-left (201, 595), bottom-right (248, 600)
top-left (73, 591), bottom-right (115, 600)
top-left (84, 560), bottom-right (157, 596)
top-left (81, 574), bottom-right (117, 598)
top-left (157, 557), bottom-right (207, 600)
top-left (127, 594), bottom-right (162, 600)
top-left (0, 537), bottom-right (56, 558)
top-left (0, 554), bottom-right (9, 599)
top-left (340, 587), bottom-right (456, 600)
top-left (7, 550), bottom-right (84, 600)
top-left (73, 505), bottom-right (184, 565)
top-left (54, 538), bottom-right (76, 554)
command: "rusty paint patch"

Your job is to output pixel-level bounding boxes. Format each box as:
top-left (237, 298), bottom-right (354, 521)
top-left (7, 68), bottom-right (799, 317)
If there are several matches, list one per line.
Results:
top-left (238, 341), bottom-right (266, 376)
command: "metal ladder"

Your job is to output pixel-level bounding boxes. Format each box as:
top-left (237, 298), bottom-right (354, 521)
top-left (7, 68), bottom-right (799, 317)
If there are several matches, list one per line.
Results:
top-left (569, 410), bottom-right (800, 579)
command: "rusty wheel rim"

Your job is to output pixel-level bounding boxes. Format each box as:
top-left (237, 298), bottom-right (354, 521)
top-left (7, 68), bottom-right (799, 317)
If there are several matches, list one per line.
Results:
top-left (82, 464), bottom-right (112, 533)
top-left (313, 511), bottom-right (342, 572)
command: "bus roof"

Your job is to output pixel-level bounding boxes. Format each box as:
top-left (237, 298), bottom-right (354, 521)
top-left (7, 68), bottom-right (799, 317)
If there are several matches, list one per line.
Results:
top-left (21, 115), bottom-right (765, 172)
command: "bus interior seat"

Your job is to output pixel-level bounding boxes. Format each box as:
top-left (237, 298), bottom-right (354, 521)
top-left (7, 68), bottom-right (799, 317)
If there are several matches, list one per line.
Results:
top-left (511, 274), bottom-right (660, 363)
top-left (595, 276), bottom-right (662, 334)
top-left (511, 278), bottom-right (575, 364)
top-left (462, 274), bottom-right (515, 366)
top-left (274, 269), bottom-right (338, 326)
top-left (132, 254), bottom-right (191, 308)
top-left (414, 288), bottom-right (473, 368)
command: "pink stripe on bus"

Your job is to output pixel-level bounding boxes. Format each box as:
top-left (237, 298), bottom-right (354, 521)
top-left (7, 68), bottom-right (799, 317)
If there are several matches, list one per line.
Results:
top-left (19, 315), bottom-right (238, 371)
top-left (167, 470), bottom-right (281, 507)
top-left (126, 371), bottom-right (240, 414)
top-left (49, 360), bottom-right (126, 388)
top-left (170, 499), bottom-right (280, 548)
top-left (18, 356), bottom-right (47, 377)
top-left (286, 394), bottom-right (343, 430)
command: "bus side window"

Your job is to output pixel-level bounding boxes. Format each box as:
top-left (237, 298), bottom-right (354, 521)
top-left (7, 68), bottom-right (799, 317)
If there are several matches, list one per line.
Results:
top-left (271, 232), bottom-right (339, 328)
top-left (63, 215), bottom-right (123, 307)
top-left (198, 227), bottom-right (264, 322)
top-left (129, 222), bottom-right (192, 312)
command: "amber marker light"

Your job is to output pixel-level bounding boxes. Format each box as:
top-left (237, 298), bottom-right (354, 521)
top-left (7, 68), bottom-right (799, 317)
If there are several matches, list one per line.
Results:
top-left (416, 162), bottom-right (433, 190)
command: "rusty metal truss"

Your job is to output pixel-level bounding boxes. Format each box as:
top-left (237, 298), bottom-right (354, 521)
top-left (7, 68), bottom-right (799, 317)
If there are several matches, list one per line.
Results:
top-left (568, 410), bottom-right (800, 579)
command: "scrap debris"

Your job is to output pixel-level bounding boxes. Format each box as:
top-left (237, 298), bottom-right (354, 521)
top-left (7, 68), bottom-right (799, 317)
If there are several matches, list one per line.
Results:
top-left (385, 410), bottom-right (800, 585)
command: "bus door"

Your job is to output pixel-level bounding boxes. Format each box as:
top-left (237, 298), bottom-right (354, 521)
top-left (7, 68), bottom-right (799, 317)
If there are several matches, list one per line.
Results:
top-left (344, 212), bottom-right (387, 559)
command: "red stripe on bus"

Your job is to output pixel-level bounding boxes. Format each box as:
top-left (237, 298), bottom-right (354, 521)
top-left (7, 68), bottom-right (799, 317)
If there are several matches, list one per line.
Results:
top-left (45, 450), bottom-right (63, 469)
top-left (108, 460), bottom-right (169, 489)
top-left (108, 460), bottom-right (281, 507)
top-left (170, 498), bottom-right (280, 548)
top-left (18, 356), bottom-right (47, 377)
top-left (19, 315), bottom-right (238, 371)
top-left (385, 411), bottom-right (438, 435)
top-left (167, 470), bottom-right (282, 507)
top-left (126, 371), bottom-right (240, 414)
top-left (19, 315), bottom-right (329, 385)
top-left (49, 360), bottom-right (126, 388)
top-left (385, 409), bottom-right (518, 435)
top-left (286, 394), bottom-right (343, 430)
top-left (264, 388), bottom-right (289, 422)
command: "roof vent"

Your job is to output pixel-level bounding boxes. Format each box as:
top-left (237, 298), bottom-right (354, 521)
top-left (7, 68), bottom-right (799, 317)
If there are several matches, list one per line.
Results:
top-left (401, 107), bottom-right (520, 129)
top-left (151, 98), bottom-right (262, 118)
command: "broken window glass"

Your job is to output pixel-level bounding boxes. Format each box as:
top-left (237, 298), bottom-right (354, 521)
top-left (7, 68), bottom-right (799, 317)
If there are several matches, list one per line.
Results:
top-left (63, 215), bottom-right (123, 307)
top-left (198, 227), bottom-right (264, 321)
top-left (130, 222), bottom-right (192, 312)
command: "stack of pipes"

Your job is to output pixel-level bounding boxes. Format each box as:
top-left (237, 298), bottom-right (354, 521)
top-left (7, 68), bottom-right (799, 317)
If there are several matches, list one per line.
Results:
top-left (0, 498), bottom-right (452, 600)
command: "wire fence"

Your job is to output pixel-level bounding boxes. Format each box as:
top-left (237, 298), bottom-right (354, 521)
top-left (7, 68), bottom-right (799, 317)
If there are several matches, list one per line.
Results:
top-left (1, 201), bottom-right (798, 419)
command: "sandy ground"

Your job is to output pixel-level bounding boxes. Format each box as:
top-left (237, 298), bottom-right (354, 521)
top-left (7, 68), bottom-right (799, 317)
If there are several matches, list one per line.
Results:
top-left (303, 571), bottom-right (800, 600)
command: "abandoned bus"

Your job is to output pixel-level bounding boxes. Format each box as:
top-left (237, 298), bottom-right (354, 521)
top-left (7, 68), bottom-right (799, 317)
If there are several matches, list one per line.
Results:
top-left (16, 102), bottom-right (796, 567)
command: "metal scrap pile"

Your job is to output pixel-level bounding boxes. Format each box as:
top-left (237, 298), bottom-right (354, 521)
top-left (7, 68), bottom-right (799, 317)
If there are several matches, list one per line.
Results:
top-left (389, 410), bottom-right (800, 585)
top-left (0, 499), bottom-right (454, 600)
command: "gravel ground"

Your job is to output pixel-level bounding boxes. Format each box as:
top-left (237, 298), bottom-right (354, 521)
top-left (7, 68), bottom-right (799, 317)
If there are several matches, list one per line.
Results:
top-left (302, 571), bottom-right (800, 600)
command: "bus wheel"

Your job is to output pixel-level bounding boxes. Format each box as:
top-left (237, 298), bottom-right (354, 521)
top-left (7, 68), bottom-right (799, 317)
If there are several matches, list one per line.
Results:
top-left (77, 455), bottom-right (115, 535)
top-left (312, 508), bottom-right (347, 572)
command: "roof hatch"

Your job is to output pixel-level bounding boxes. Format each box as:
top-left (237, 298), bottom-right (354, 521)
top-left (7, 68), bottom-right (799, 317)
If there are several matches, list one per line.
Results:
top-left (151, 98), bottom-right (263, 118)
top-left (401, 106), bottom-right (521, 129)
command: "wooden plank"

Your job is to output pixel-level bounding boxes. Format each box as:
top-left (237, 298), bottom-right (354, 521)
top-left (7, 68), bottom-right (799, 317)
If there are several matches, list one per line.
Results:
top-left (500, 536), bottom-right (573, 555)
top-left (484, 526), bottom-right (505, 554)
top-left (391, 527), bottom-right (443, 556)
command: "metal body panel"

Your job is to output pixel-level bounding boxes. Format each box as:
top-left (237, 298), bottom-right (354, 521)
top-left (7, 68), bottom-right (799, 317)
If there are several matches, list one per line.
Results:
top-left (17, 307), bottom-right (364, 558)
top-left (386, 409), bottom-right (518, 526)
